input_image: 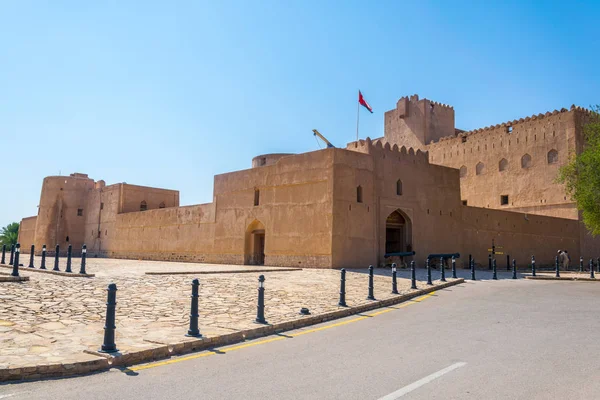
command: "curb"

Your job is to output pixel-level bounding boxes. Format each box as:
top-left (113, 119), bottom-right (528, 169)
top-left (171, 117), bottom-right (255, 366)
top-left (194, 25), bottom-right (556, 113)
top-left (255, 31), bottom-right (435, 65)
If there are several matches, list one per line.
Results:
top-left (0, 264), bottom-right (94, 278)
top-left (0, 278), bottom-right (464, 382)
top-left (0, 275), bottom-right (29, 282)
top-left (146, 268), bottom-right (303, 275)
top-left (525, 275), bottom-right (599, 282)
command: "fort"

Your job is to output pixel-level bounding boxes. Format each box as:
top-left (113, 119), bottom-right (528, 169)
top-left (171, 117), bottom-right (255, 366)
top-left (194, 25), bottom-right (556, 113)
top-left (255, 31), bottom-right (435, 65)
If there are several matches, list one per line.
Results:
top-left (17, 95), bottom-right (599, 268)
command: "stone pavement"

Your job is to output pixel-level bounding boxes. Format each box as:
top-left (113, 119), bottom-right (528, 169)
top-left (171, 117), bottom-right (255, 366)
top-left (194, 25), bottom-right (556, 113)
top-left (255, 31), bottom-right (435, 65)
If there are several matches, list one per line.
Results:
top-left (0, 257), bottom-right (455, 373)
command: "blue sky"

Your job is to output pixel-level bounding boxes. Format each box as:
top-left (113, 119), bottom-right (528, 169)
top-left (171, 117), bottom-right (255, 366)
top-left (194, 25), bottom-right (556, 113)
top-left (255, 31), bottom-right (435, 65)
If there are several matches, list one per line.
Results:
top-left (1, 1), bottom-right (599, 228)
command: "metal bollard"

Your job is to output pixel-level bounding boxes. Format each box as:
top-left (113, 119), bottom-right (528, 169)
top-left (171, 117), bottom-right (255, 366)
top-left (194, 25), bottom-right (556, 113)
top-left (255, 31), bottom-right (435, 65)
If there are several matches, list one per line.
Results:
top-left (580, 256), bottom-right (584, 273)
top-left (410, 261), bottom-right (417, 289)
top-left (99, 283), bottom-right (118, 353)
top-left (468, 254), bottom-right (472, 270)
top-left (186, 278), bottom-right (202, 337)
top-left (367, 265), bottom-right (375, 300)
top-left (488, 254), bottom-right (492, 270)
top-left (492, 258), bottom-right (497, 280)
top-left (426, 258), bottom-right (433, 285)
top-left (590, 259), bottom-right (595, 279)
top-left (9, 244), bottom-right (14, 266)
top-left (506, 254), bottom-right (510, 271)
top-left (11, 243), bottom-right (20, 277)
top-left (28, 244), bottom-right (35, 268)
top-left (555, 256), bottom-right (560, 278)
top-left (512, 259), bottom-right (517, 279)
top-left (338, 269), bottom-right (347, 306)
top-left (1, 244), bottom-right (5, 264)
top-left (471, 258), bottom-right (476, 281)
top-left (451, 256), bottom-right (457, 279)
top-left (256, 275), bottom-right (266, 324)
top-left (531, 255), bottom-right (536, 277)
top-left (65, 244), bottom-right (72, 273)
top-left (53, 244), bottom-right (60, 271)
top-left (79, 244), bottom-right (87, 274)
top-left (391, 263), bottom-right (398, 294)
top-left (440, 257), bottom-right (446, 282)
top-left (40, 245), bottom-right (47, 269)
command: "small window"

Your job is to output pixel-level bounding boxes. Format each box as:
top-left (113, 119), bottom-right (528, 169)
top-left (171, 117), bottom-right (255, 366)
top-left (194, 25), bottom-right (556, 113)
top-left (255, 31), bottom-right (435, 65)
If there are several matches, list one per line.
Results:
top-left (254, 189), bottom-right (260, 206)
top-left (97, 231), bottom-right (101, 238)
top-left (77, 208), bottom-right (83, 216)
top-left (461, 136), bottom-right (467, 143)
top-left (499, 158), bottom-right (508, 172)
top-left (501, 195), bottom-right (509, 205)
top-left (356, 186), bottom-right (363, 203)
top-left (506, 126), bottom-right (513, 133)
top-left (396, 180), bottom-right (403, 196)
top-left (459, 165), bottom-right (467, 178)
top-left (476, 162), bottom-right (485, 175)
top-left (547, 149), bottom-right (558, 164)
top-left (462, 200), bottom-right (468, 206)
top-left (105, 230), bottom-right (107, 236)
top-left (159, 202), bottom-right (166, 209)
top-left (140, 201), bottom-right (148, 211)
top-left (521, 154), bottom-right (532, 169)
top-left (100, 202), bottom-right (104, 210)
top-left (66, 236), bottom-right (70, 242)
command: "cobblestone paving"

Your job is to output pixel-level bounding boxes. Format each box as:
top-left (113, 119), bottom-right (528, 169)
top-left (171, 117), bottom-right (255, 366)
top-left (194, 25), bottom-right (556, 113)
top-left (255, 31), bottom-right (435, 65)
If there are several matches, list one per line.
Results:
top-left (0, 257), bottom-right (453, 369)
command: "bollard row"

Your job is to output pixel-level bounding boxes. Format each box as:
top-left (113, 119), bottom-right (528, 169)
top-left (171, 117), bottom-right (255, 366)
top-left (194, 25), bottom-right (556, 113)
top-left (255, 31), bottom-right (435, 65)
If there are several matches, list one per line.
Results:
top-left (10, 243), bottom-right (90, 274)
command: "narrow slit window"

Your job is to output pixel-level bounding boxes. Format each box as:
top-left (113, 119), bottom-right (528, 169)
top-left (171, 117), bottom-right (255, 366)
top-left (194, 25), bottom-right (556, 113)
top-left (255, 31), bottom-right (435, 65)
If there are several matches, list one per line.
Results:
top-left (356, 186), bottom-right (363, 203)
top-left (254, 189), bottom-right (260, 206)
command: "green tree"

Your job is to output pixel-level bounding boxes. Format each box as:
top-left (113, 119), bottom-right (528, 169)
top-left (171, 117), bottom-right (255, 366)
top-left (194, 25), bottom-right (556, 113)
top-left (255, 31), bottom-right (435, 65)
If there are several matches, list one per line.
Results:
top-left (0, 222), bottom-right (19, 246)
top-left (558, 105), bottom-right (600, 235)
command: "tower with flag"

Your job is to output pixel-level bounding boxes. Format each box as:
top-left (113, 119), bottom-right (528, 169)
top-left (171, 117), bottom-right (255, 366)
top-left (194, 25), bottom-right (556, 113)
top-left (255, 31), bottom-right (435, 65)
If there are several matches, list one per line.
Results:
top-left (357, 90), bottom-right (373, 141)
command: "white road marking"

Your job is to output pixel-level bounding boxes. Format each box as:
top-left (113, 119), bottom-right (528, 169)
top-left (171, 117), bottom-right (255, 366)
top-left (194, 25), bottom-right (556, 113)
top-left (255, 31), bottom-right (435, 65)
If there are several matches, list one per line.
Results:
top-left (377, 362), bottom-right (467, 399)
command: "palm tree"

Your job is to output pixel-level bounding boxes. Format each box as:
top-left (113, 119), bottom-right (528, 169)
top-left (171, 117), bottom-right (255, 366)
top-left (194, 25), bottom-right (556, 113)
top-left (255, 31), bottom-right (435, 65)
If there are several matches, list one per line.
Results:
top-left (0, 222), bottom-right (19, 246)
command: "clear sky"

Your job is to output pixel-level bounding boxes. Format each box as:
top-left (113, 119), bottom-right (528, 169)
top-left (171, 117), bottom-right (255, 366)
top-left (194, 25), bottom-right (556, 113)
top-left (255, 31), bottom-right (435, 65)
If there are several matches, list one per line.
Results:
top-left (1, 1), bottom-right (599, 228)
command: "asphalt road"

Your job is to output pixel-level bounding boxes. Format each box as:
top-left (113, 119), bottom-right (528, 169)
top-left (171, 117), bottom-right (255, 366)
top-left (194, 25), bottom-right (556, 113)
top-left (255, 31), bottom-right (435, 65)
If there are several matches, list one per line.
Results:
top-left (3, 274), bottom-right (600, 399)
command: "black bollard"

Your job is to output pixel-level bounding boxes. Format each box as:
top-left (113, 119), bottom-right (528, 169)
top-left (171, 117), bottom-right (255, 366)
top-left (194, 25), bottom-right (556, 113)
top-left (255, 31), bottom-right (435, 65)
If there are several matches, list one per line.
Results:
top-left (338, 269), bottom-right (347, 306)
top-left (580, 256), bottom-right (584, 273)
top-left (28, 244), bottom-right (35, 268)
top-left (186, 278), bottom-right (202, 337)
top-left (256, 275), bottom-right (266, 324)
top-left (65, 244), bottom-right (72, 273)
top-left (512, 259), bottom-right (517, 279)
top-left (531, 255), bottom-right (536, 277)
top-left (391, 263), bottom-right (398, 294)
top-left (1, 244), bottom-right (5, 264)
top-left (440, 257), bottom-right (446, 282)
top-left (79, 244), bottom-right (87, 274)
top-left (590, 259), bottom-right (595, 279)
top-left (506, 254), bottom-right (510, 271)
top-left (53, 244), bottom-right (60, 271)
top-left (488, 254), bottom-right (492, 270)
top-left (99, 283), bottom-right (118, 353)
top-left (40, 245), bottom-right (47, 270)
top-left (11, 243), bottom-right (20, 277)
top-left (367, 265), bottom-right (375, 300)
top-left (555, 255), bottom-right (560, 278)
top-left (468, 254), bottom-right (472, 270)
top-left (451, 256), bottom-right (457, 279)
top-left (426, 258), bottom-right (433, 285)
top-left (597, 258), bottom-right (600, 275)
top-left (9, 244), bottom-right (14, 266)
top-left (410, 261), bottom-right (417, 289)
top-left (471, 258), bottom-right (476, 281)
top-left (492, 258), bottom-right (497, 280)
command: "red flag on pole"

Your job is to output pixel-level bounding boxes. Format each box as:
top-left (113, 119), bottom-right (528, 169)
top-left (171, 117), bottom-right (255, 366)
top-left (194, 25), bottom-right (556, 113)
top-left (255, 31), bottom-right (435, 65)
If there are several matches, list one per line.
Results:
top-left (358, 91), bottom-right (373, 113)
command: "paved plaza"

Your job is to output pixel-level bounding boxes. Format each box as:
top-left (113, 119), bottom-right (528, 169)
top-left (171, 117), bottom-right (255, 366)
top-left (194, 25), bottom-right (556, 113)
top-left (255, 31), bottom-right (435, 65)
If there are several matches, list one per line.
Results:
top-left (0, 257), bottom-right (455, 371)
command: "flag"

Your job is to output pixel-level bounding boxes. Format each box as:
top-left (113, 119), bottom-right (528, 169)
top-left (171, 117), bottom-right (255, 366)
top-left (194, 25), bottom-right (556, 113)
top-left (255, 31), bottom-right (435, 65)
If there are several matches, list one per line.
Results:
top-left (358, 91), bottom-right (373, 113)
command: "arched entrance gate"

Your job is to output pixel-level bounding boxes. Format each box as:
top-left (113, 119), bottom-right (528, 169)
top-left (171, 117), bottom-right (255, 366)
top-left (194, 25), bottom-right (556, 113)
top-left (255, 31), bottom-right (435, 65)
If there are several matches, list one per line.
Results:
top-left (245, 220), bottom-right (265, 265)
top-left (385, 210), bottom-right (412, 265)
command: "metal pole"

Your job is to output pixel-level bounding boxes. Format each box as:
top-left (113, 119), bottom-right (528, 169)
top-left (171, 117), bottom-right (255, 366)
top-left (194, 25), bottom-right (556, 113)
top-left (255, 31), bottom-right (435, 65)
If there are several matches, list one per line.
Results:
top-left (99, 283), bottom-right (118, 353)
top-left (65, 244), bottom-right (72, 273)
top-left (440, 257), bottom-right (446, 282)
top-left (186, 278), bottom-right (202, 337)
top-left (506, 254), bottom-right (510, 271)
top-left (410, 261), bottom-right (417, 289)
top-left (367, 265), bottom-right (375, 300)
top-left (40, 245), bottom-right (47, 269)
top-left (555, 255), bottom-right (560, 278)
top-left (391, 263), bottom-right (398, 294)
top-left (338, 269), bottom-right (347, 306)
top-left (356, 90), bottom-right (360, 142)
top-left (53, 244), bottom-right (60, 271)
top-left (426, 258), bottom-right (432, 285)
top-left (9, 244), bottom-right (14, 266)
top-left (580, 256), bottom-right (584, 273)
top-left (512, 259), bottom-right (517, 279)
top-left (1, 244), bottom-right (5, 264)
top-left (28, 244), bottom-right (35, 268)
top-left (471, 258), bottom-right (476, 281)
top-left (256, 275), bottom-right (266, 324)
top-left (591, 259), bottom-right (595, 279)
top-left (451, 256), bottom-right (457, 279)
top-left (531, 255), bottom-right (536, 277)
top-left (79, 244), bottom-right (87, 274)
top-left (11, 243), bottom-right (20, 277)
top-left (492, 258), bottom-right (497, 280)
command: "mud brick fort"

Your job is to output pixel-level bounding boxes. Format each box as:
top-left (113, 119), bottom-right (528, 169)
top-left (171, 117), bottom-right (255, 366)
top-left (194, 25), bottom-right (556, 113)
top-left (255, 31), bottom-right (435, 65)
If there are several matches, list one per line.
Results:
top-left (17, 95), bottom-right (599, 268)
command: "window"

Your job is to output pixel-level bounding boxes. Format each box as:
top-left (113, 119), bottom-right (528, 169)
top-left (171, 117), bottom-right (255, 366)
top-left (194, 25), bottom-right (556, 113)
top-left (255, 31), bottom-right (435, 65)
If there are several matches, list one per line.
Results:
top-left (521, 154), bottom-right (532, 169)
top-left (547, 149), bottom-right (558, 164)
top-left (140, 201), bottom-right (148, 211)
top-left (100, 202), bottom-right (104, 210)
top-left (461, 136), bottom-right (467, 143)
top-left (66, 236), bottom-right (69, 242)
top-left (476, 162), bottom-right (485, 175)
top-left (105, 230), bottom-right (108, 236)
top-left (159, 202), bottom-right (166, 209)
top-left (499, 158), bottom-right (508, 172)
top-left (501, 195), bottom-right (509, 206)
top-left (462, 200), bottom-right (468, 206)
top-left (459, 166), bottom-right (467, 178)
top-left (506, 126), bottom-right (513, 133)
top-left (77, 208), bottom-right (83, 216)
top-left (97, 231), bottom-right (101, 238)
top-left (254, 189), bottom-right (260, 206)
top-left (396, 180), bottom-right (403, 196)
top-left (356, 186), bottom-right (363, 203)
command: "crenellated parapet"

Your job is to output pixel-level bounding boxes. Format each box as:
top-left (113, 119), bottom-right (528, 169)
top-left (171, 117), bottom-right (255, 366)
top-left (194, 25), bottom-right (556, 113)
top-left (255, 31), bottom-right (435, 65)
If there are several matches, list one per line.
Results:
top-left (346, 136), bottom-right (429, 164)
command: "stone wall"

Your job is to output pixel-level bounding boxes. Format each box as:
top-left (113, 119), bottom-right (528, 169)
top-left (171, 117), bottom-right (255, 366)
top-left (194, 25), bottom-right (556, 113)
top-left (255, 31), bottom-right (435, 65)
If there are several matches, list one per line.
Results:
top-left (17, 216), bottom-right (37, 252)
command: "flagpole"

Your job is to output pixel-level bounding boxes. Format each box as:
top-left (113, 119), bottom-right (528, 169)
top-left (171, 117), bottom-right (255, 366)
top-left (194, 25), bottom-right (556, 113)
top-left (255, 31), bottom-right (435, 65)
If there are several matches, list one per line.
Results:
top-left (356, 90), bottom-right (360, 142)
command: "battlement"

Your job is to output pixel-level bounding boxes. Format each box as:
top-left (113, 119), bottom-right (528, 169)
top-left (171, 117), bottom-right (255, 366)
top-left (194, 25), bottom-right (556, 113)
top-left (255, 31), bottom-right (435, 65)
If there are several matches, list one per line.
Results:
top-left (346, 136), bottom-right (429, 164)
